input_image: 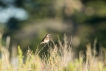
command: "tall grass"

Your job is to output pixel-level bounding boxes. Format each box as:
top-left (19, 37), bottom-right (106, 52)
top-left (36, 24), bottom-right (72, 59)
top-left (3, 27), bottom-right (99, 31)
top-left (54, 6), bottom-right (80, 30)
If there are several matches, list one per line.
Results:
top-left (0, 33), bottom-right (106, 71)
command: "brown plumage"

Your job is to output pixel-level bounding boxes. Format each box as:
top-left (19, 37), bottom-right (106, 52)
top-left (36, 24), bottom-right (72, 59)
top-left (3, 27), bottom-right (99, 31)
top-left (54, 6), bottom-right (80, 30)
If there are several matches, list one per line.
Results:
top-left (40, 34), bottom-right (51, 44)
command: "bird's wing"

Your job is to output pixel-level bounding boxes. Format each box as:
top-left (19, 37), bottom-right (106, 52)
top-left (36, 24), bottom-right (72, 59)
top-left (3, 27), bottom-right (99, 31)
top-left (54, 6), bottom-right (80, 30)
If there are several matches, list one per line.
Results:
top-left (40, 34), bottom-right (47, 43)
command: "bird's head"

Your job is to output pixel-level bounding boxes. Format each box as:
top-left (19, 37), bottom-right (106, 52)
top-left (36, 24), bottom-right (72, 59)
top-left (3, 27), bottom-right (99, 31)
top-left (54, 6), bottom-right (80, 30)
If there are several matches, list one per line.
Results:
top-left (47, 34), bottom-right (51, 37)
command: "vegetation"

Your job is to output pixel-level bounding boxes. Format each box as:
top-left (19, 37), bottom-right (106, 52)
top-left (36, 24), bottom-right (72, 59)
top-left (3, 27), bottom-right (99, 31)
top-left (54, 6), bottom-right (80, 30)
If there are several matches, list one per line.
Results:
top-left (0, 34), bottom-right (106, 71)
top-left (0, 0), bottom-right (106, 71)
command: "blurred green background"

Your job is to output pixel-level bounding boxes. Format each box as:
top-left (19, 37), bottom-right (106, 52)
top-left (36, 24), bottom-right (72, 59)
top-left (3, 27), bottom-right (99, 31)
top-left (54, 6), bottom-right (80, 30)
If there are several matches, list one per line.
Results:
top-left (0, 0), bottom-right (106, 55)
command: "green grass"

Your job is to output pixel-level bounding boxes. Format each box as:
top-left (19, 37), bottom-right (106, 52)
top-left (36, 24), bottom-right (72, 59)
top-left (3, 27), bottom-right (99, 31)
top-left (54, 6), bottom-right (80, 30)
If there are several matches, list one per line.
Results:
top-left (0, 34), bottom-right (106, 71)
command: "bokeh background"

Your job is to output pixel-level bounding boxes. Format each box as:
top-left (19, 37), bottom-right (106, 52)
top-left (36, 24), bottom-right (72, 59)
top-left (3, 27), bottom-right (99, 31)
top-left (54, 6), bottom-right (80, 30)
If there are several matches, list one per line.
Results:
top-left (0, 0), bottom-right (106, 57)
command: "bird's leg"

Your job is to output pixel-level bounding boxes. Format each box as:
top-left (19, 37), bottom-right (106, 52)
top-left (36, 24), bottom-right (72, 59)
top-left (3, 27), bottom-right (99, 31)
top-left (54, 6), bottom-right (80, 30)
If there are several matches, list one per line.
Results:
top-left (47, 42), bottom-right (50, 48)
top-left (43, 43), bottom-right (48, 47)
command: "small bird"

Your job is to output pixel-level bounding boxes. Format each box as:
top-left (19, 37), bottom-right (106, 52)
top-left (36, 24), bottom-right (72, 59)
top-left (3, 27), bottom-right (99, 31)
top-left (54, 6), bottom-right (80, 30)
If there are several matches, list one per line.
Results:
top-left (40, 34), bottom-right (51, 44)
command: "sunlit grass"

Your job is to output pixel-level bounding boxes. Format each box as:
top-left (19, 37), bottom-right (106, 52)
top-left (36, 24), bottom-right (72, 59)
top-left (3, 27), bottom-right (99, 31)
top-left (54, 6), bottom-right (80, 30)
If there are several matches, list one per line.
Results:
top-left (0, 34), bottom-right (106, 71)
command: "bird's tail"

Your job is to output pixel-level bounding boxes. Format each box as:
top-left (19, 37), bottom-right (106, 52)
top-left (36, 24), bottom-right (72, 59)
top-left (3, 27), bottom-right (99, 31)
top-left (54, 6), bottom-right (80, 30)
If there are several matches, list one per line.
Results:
top-left (40, 42), bottom-right (44, 44)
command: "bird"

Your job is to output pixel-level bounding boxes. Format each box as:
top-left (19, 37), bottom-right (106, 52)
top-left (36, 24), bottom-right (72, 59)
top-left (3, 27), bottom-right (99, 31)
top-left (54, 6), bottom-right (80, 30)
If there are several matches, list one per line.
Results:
top-left (40, 34), bottom-right (51, 44)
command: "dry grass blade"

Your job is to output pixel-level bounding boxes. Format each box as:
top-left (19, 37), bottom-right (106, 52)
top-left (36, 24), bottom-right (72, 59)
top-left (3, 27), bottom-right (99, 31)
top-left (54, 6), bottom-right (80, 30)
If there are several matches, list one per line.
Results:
top-left (0, 33), bottom-right (106, 71)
